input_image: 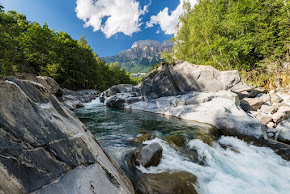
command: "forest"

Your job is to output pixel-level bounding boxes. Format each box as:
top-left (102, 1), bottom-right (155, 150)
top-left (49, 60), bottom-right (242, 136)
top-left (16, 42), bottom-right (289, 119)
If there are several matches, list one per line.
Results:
top-left (0, 5), bottom-right (137, 90)
top-left (172, 0), bottom-right (289, 87)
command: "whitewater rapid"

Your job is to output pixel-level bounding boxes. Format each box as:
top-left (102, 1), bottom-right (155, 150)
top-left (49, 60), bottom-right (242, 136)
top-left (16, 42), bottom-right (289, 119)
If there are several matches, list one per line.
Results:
top-left (139, 137), bottom-right (290, 194)
top-left (79, 98), bottom-right (290, 194)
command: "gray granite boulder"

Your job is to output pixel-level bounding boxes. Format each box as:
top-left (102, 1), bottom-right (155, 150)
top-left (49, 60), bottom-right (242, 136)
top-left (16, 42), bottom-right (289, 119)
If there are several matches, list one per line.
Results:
top-left (0, 77), bottom-right (134, 193)
top-left (62, 89), bottom-right (99, 110)
top-left (132, 143), bottom-right (163, 168)
top-left (140, 62), bottom-right (241, 100)
top-left (100, 84), bottom-right (139, 103)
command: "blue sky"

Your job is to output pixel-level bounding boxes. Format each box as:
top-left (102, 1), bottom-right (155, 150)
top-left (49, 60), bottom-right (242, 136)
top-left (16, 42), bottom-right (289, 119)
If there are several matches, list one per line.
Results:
top-left (1, 0), bottom-right (196, 57)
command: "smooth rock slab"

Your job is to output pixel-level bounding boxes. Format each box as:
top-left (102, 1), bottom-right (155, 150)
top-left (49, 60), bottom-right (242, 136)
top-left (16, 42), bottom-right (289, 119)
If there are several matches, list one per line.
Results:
top-left (0, 78), bottom-right (134, 193)
top-left (126, 91), bottom-right (263, 139)
top-left (35, 164), bottom-right (128, 194)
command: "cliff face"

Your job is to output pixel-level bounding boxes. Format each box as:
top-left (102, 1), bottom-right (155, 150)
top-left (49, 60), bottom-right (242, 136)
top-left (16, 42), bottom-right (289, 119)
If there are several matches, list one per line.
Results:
top-left (102, 40), bottom-right (173, 73)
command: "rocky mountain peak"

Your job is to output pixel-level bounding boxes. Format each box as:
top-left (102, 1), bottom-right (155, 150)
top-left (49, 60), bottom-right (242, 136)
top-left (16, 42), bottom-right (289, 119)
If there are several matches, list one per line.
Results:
top-left (102, 39), bottom-right (173, 73)
top-left (131, 40), bottom-right (173, 49)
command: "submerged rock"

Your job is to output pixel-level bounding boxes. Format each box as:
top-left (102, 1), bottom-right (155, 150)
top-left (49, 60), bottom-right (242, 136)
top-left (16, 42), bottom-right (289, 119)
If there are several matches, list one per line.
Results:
top-left (0, 77), bottom-right (133, 193)
top-left (135, 171), bottom-right (197, 194)
top-left (165, 134), bottom-right (187, 148)
top-left (132, 143), bottom-right (163, 168)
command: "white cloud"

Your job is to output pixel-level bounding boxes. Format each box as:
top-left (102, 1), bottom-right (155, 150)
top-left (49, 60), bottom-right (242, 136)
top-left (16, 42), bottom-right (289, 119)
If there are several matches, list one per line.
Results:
top-left (75, 0), bottom-right (149, 38)
top-left (146, 0), bottom-right (197, 35)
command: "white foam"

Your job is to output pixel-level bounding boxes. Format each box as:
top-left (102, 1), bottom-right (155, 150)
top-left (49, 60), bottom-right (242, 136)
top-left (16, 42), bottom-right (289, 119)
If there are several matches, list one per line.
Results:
top-left (38, 103), bottom-right (52, 109)
top-left (138, 137), bottom-right (290, 194)
top-left (83, 98), bottom-right (101, 108)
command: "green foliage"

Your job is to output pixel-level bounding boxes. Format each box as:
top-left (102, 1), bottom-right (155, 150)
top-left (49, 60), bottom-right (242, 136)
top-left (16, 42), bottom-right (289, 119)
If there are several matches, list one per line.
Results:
top-left (0, 5), bottom-right (136, 90)
top-left (173, 0), bottom-right (289, 86)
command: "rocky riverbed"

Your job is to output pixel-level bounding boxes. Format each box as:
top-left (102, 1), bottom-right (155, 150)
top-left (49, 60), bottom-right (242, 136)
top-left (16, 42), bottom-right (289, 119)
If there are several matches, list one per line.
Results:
top-left (0, 62), bottom-right (289, 194)
top-left (76, 97), bottom-right (290, 193)
top-left (100, 61), bottom-right (290, 148)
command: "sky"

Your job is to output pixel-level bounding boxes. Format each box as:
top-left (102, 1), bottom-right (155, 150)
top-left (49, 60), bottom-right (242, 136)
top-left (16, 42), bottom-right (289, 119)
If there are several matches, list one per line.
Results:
top-left (1, 0), bottom-right (197, 57)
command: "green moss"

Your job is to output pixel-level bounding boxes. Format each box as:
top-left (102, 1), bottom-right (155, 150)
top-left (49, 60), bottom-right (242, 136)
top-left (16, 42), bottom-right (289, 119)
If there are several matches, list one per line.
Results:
top-left (165, 134), bottom-right (187, 148)
top-left (135, 133), bottom-right (151, 144)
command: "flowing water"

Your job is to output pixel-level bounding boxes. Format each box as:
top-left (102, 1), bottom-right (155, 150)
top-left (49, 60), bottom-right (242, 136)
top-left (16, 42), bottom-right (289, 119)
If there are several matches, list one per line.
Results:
top-left (75, 98), bottom-right (290, 194)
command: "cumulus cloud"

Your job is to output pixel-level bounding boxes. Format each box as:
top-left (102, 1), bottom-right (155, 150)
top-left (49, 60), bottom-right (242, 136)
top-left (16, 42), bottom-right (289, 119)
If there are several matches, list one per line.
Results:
top-left (146, 0), bottom-right (197, 35)
top-left (75, 0), bottom-right (149, 38)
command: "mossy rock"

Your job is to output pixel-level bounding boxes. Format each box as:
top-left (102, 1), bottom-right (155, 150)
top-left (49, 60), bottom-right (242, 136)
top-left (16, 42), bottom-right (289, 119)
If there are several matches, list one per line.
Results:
top-left (135, 171), bottom-right (198, 194)
top-left (135, 133), bottom-right (151, 144)
top-left (165, 134), bottom-right (187, 148)
top-left (193, 127), bottom-right (222, 145)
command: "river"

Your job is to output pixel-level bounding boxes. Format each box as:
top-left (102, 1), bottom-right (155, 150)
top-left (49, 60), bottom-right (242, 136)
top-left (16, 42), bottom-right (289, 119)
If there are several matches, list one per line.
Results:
top-left (75, 98), bottom-right (290, 194)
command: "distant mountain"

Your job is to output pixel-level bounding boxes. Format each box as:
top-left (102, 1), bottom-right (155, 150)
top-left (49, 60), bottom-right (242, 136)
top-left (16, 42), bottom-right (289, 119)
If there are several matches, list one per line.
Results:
top-left (102, 40), bottom-right (173, 73)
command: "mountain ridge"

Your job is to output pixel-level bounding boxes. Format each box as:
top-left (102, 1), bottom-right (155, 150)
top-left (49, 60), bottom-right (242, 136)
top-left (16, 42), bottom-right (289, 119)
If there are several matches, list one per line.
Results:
top-left (102, 40), bottom-right (173, 73)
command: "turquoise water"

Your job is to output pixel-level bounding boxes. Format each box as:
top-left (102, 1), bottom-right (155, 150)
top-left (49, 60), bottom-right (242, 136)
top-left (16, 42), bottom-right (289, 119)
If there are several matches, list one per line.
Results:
top-left (75, 98), bottom-right (290, 194)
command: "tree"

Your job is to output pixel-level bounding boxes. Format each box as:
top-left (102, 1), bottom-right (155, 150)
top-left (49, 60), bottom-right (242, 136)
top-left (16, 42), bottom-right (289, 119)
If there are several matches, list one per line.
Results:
top-left (0, 5), bottom-right (137, 89)
top-left (173, 0), bottom-right (290, 86)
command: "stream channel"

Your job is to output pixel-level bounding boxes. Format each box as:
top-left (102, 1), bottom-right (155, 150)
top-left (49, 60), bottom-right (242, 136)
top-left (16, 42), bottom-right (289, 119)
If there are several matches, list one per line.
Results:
top-left (75, 98), bottom-right (290, 194)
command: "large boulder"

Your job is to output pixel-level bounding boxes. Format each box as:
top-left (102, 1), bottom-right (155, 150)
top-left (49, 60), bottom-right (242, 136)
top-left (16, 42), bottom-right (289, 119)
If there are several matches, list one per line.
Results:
top-left (0, 77), bottom-right (134, 193)
top-left (132, 143), bottom-right (163, 168)
top-left (100, 84), bottom-right (139, 103)
top-left (140, 62), bottom-right (241, 100)
top-left (62, 89), bottom-right (99, 110)
top-left (63, 89), bottom-right (99, 103)
top-left (105, 93), bottom-right (142, 108)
